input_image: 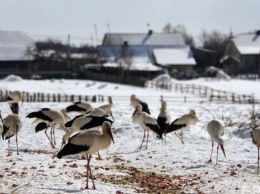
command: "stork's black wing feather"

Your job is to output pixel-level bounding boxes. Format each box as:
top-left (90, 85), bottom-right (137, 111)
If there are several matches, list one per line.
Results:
top-left (35, 122), bottom-right (48, 133)
top-left (26, 110), bottom-right (53, 122)
top-left (157, 117), bottom-right (169, 134)
top-left (146, 123), bottom-right (163, 139)
top-left (81, 116), bottom-right (113, 130)
top-left (166, 119), bottom-right (186, 134)
top-left (140, 101), bottom-right (150, 115)
top-left (57, 139), bottom-right (90, 159)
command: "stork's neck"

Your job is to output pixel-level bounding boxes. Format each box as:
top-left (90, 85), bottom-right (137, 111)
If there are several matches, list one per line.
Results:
top-left (214, 136), bottom-right (224, 145)
top-left (59, 123), bottom-right (69, 133)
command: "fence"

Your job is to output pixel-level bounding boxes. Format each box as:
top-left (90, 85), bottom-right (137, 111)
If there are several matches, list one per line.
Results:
top-left (0, 90), bottom-right (105, 103)
top-left (145, 81), bottom-right (256, 104)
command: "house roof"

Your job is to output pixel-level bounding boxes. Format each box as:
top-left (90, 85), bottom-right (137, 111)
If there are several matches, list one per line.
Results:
top-left (232, 32), bottom-right (260, 54)
top-left (0, 30), bottom-right (34, 61)
top-left (102, 32), bottom-right (185, 46)
top-left (153, 47), bottom-right (196, 66)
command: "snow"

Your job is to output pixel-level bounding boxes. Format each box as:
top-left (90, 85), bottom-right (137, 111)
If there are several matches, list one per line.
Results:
top-left (153, 47), bottom-right (196, 65)
top-left (1, 76), bottom-right (260, 193)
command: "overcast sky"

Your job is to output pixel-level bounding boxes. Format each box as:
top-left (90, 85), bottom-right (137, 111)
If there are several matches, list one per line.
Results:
top-left (0, 0), bottom-right (259, 46)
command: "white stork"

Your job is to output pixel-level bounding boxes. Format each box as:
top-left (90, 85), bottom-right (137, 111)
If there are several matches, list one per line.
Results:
top-left (26, 108), bottom-right (69, 148)
top-left (65, 101), bottom-right (93, 114)
top-left (251, 126), bottom-right (260, 171)
top-left (7, 90), bottom-right (25, 114)
top-left (166, 109), bottom-right (199, 144)
top-left (207, 119), bottom-right (226, 164)
top-left (62, 114), bottom-right (113, 146)
top-left (157, 100), bottom-right (171, 141)
top-left (57, 121), bottom-right (114, 190)
top-left (2, 114), bottom-right (23, 155)
top-left (132, 104), bottom-right (163, 149)
top-left (130, 94), bottom-right (150, 114)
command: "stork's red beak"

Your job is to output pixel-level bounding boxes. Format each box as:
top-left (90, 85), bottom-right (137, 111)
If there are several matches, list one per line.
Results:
top-left (220, 144), bottom-right (226, 158)
top-left (108, 129), bottom-right (115, 144)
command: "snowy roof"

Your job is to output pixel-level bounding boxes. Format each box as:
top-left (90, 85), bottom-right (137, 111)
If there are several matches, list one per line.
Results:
top-left (232, 32), bottom-right (260, 54)
top-left (102, 32), bottom-right (185, 46)
top-left (0, 30), bottom-right (34, 61)
top-left (153, 47), bottom-right (196, 66)
top-left (103, 62), bottom-right (161, 71)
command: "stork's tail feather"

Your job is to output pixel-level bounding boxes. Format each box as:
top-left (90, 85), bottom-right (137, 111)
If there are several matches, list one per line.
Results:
top-left (35, 122), bottom-right (48, 132)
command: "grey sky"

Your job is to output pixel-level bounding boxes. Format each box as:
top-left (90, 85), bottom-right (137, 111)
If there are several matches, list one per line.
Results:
top-left (0, 0), bottom-right (259, 45)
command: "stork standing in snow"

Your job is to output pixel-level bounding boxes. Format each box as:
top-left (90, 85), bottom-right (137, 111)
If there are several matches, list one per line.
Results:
top-left (130, 94), bottom-right (150, 115)
top-left (7, 90), bottom-right (25, 114)
top-left (251, 126), bottom-right (260, 171)
top-left (132, 104), bottom-right (162, 149)
top-left (166, 109), bottom-right (199, 144)
top-left (207, 119), bottom-right (226, 164)
top-left (57, 121), bottom-right (114, 190)
top-left (2, 114), bottom-right (23, 155)
top-left (62, 114), bottom-right (113, 147)
top-left (26, 108), bottom-right (69, 148)
top-left (157, 100), bottom-right (171, 143)
top-left (65, 101), bottom-right (93, 114)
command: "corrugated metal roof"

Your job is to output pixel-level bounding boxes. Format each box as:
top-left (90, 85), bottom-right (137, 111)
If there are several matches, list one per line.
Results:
top-left (0, 31), bottom-right (34, 61)
top-left (103, 32), bottom-right (185, 46)
top-left (153, 47), bottom-right (196, 66)
top-left (232, 32), bottom-right (260, 54)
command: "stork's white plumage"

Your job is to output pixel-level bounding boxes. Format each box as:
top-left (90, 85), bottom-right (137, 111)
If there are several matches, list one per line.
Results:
top-left (166, 109), bottom-right (199, 144)
top-left (26, 108), bottom-right (69, 148)
top-left (251, 126), bottom-right (260, 170)
top-left (2, 114), bottom-right (22, 155)
top-left (132, 104), bottom-right (162, 149)
top-left (130, 94), bottom-right (150, 114)
top-left (207, 119), bottom-right (226, 164)
top-left (65, 101), bottom-right (93, 114)
top-left (57, 121), bottom-right (114, 190)
top-left (7, 90), bottom-right (25, 114)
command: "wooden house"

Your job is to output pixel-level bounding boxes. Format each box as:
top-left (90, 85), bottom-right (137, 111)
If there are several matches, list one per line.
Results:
top-left (97, 30), bottom-right (196, 78)
top-left (223, 31), bottom-right (260, 76)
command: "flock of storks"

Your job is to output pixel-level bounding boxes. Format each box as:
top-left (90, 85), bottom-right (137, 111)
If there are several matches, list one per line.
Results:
top-left (1, 90), bottom-right (260, 190)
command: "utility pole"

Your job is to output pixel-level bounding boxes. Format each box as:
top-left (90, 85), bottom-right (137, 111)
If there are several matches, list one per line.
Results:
top-left (94, 24), bottom-right (98, 46)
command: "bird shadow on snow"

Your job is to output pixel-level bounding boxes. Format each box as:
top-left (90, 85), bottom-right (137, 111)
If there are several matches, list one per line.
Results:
top-left (184, 164), bottom-right (208, 170)
top-left (40, 187), bottom-right (81, 193)
top-left (109, 147), bottom-right (148, 155)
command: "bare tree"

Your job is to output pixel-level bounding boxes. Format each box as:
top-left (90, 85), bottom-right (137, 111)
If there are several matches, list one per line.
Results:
top-left (162, 23), bottom-right (195, 47)
top-left (199, 30), bottom-right (231, 57)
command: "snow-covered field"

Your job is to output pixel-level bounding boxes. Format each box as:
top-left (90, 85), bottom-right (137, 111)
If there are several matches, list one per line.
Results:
top-left (1, 76), bottom-right (260, 194)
